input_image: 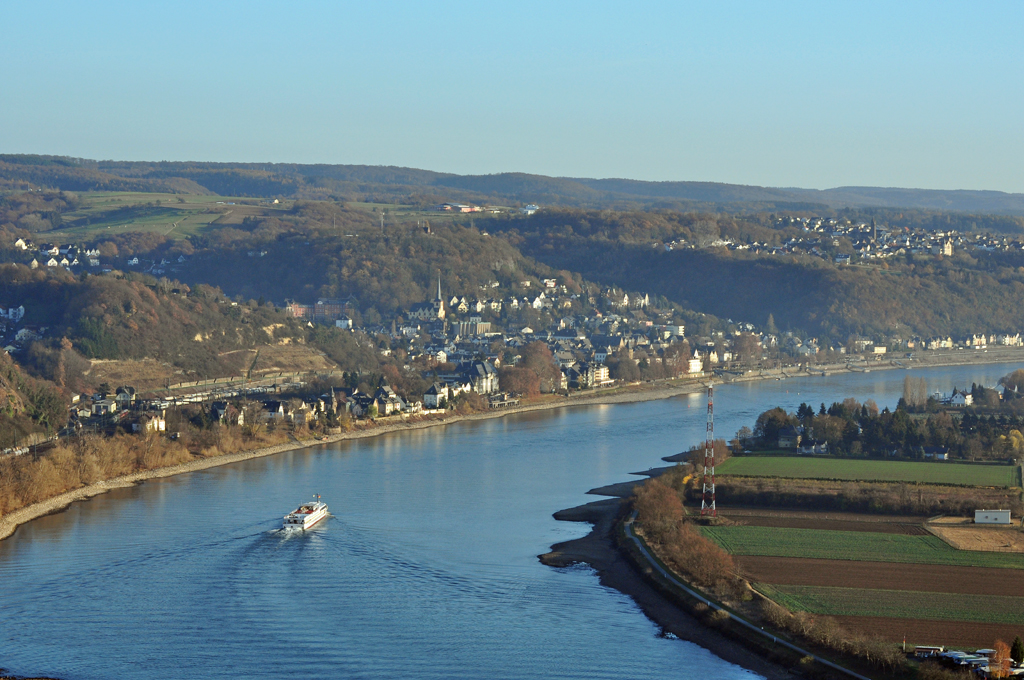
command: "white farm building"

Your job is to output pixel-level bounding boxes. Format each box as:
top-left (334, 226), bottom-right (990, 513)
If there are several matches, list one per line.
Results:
top-left (975, 509), bottom-right (1012, 525)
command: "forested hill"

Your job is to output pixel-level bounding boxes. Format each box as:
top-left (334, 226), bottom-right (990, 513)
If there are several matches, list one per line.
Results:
top-left (4, 155), bottom-right (1024, 215)
top-left (493, 209), bottom-right (1024, 341)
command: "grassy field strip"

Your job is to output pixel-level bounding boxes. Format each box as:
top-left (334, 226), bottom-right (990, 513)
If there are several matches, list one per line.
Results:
top-left (715, 457), bottom-right (1017, 487)
top-left (757, 583), bottom-right (1024, 625)
top-left (703, 526), bottom-right (1024, 569)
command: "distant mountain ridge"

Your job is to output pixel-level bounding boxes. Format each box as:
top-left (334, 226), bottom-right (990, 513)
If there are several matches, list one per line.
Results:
top-left (2, 154), bottom-right (1023, 215)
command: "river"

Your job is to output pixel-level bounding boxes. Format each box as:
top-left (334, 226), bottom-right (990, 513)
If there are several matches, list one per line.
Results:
top-left (0, 362), bottom-right (1019, 679)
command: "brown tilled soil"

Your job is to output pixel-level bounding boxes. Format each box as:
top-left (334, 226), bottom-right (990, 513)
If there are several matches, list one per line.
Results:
top-left (728, 514), bottom-right (928, 535)
top-left (833, 615), bottom-right (1021, 649)
top-left (738, 556), bottom-right (1024, 596)
top-left (249, 344), bottom-right (336, 373)
top-left (86, 358), bottom-right (179, 390)
top-left (927, 524), bottom-right (1024, 553)
top-left (723, 507), bottom-right (926, 524)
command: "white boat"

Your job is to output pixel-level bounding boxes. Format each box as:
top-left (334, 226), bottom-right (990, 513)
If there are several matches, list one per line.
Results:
top-left (283, 495), bottom-right (328, 530)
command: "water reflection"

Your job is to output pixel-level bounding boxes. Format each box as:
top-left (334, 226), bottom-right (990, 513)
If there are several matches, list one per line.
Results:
top-left (0, 362), bottom-right (1021, 679)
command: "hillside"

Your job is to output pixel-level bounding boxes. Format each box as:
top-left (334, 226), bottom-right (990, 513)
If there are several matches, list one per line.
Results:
top-left (0, 352), bottom-right (65, 446)
top-left (492, 209), bottom-right (1024, 340)
top-left (5, 155), bottom-right (1024, 216)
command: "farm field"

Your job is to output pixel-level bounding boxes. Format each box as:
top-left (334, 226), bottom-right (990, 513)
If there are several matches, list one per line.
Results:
top-left (48, 192), bottom-right (291, 240)
top-left (715, 456), bottom-right (1019, 487)
top-left (703, 525), bottom-right (1024, 569)
top-left (736, 556), bottom-right (1024, 596)
top-left (84, 344), bottom-right (338, 391)
top-left (728, 513), bottom-right (927, 535)
top-left (757, 583), bottom-right (1024, 625)
top-left (927, 524), bottom-right (1024, 553)
top-left (347, 201), bottom-right (510, 224)
top-left (833, 616), bottom-right (1020, 649)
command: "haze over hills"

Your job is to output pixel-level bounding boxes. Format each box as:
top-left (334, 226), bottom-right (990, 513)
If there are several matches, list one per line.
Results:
top-left (3, 155), bottom-right (1024, 215)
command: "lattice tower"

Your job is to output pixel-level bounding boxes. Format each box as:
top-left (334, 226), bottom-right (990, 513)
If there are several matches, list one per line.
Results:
top-left (700, 384), bottom-right (717, 517)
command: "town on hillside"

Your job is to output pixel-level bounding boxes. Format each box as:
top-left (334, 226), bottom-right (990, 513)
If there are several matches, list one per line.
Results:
top-left (660, 213), bottom-right (1024, 263)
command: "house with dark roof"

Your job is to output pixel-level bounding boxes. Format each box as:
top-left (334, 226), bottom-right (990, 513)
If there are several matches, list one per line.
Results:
top-left (778, 425), bottom-right (802, 449)
top-left (423, 383), bottom-right (447, 409)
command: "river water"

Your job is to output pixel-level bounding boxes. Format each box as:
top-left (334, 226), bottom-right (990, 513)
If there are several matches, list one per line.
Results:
top-left (1, 362), bottom-right (1019, 679)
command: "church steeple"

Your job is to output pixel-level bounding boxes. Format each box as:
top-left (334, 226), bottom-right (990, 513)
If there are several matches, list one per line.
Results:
top-left (437, 271), bottom-right (442, 301)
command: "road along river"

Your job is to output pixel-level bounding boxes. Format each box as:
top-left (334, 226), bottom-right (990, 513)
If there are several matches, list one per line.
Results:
top-left (0, 362), bottom-right (1017, 679)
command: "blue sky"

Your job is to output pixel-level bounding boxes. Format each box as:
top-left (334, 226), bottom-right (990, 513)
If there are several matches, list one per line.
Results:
top-left (1, 1), bottom-right (1022, 191)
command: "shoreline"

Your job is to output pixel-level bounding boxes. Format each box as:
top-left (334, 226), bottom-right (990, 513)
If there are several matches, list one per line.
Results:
top-left (539, 498), bottom-right (798, 680)
top-left (0, 380), bottom-right (708, 543)
top-left (5, 348), bottom-right (1024, 544)
top-left (3, 352), bottom-right (1023, 679)
top-left (535, 350), bottom-right (1024, 680)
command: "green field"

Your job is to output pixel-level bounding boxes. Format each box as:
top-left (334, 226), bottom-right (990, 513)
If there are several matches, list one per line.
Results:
top-left (758, 583), bottom-right (1024, 625)
top-left (40, 192), bottom-right (505, 240)
top-left (702, 526), bottom-right (1024, 569)
top-left (347, 201), bottom-right (510, 224)
top-left (716, 456), bottom-right (1018, 487)
top-left (47, 192), bottom-right (286, 240)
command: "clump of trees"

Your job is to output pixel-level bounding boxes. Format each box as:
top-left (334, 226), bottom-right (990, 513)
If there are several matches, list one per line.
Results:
top-left (632, 473), bottom-right (735, 590)
top-left (0, 417), bottom-right (290, 520)
top-left (0, 353), bottom-right (66, 448)
top-left (498, 341), bottom-right (561, 395)
top-left (604, 341), bottom-right (692, 383)
top-left (758, 600), bottom-right (905, 673)
top-left (745, 374), bottom-right (1024, 460)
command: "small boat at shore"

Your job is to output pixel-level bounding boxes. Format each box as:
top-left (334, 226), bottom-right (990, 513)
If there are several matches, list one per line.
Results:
top-left (283, 495), bottom-right (328, 530)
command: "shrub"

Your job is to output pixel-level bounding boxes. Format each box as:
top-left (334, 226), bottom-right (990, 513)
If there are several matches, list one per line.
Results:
top-left (633, 477), bottom-right (683, 544)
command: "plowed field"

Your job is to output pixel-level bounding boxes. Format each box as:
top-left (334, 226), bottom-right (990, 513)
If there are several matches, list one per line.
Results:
top-left (731, 515), bottom-right (927, 535)
top-left (834, 616), bottom-right (1021, 649)
top-left (738, 556), bottom-right (1024, 596)
top-left (758, 583), bottom-right (1024, 625)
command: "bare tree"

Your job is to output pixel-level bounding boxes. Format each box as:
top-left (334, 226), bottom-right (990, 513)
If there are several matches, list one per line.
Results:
top-left (692, 219), bottom-right (720, 248)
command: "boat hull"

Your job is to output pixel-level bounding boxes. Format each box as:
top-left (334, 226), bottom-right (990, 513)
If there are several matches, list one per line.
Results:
top-left (282, 504), bottom-right (329, 530)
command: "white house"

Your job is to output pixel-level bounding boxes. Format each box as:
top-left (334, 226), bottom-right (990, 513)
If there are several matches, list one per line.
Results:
top-left (132, 416), bottom-right (166, 433)
top-left (950, 389), bottom-right (973, 406)
top-left (1, 306), bottom-right (25, 322)
top-left (423, 383), bottom-right (447, 409)
top-left (975, 509), bottom-right (1011, 525)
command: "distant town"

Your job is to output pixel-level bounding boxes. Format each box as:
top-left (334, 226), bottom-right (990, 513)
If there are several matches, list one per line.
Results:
top-left (5, 212), bottom-right (1024, 451)
top-left (662, 214), bottom-right (1020, 262)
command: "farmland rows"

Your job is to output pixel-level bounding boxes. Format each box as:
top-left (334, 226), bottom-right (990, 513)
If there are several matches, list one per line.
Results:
top-left (757, 583), bottom-right (1024, 625)
top-left (736, 556), bottom-right (1024, 596)
top-left (833, 616), bottom-right (1021, 649)
top-left (703, 525), bottom-right (1024, 569)
top-left (715, 457), bottom-right (1018, 488)
top-left (731, 515), bottom-right (927, 534)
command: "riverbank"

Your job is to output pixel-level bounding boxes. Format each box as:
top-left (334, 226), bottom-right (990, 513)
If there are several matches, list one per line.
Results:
top-left (540, 497), bottom-right (798, 680)
top-left (0, 379), bottom-right (709, 543)
top-left (6, 348), bottom-right (1024, 544)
